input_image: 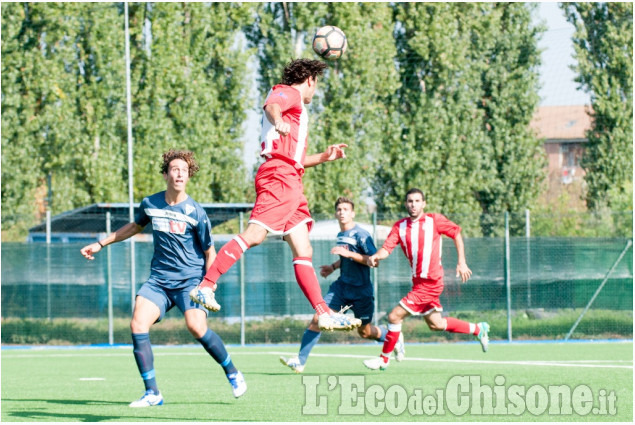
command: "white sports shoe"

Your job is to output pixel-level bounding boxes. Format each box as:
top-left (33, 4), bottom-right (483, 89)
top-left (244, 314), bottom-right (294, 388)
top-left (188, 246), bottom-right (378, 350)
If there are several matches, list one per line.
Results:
top-left (189, 285), bottom-right (221, 312)
top-left (477, 322), bottom-right (490, 352)
top-left (129, 390), bottom-right (164, 407)
top-left (279, 356), bottom-right (305, 373)
top-left (363, 356), bottom-right (389, 371)
top-left (227, 371), bottom-right (247, 398)
top-left (393, 332), bottom-right (405, 362)
top-left (318, 306), bottom-right (362, 331)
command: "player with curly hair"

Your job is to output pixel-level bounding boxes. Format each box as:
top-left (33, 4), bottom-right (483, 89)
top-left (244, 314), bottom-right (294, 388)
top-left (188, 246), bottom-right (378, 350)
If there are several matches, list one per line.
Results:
top-left (80, 149), bottom-right (246, 406)
top-left (190, 59), bottom-right (361, 332)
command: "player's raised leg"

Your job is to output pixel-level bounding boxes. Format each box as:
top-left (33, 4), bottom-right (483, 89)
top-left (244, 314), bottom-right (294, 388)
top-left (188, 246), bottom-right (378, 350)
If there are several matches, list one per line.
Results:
top-left (190, 224), bottom-right (267, 311)
top-left (426, 312), bottom-right (490, 352)
top-left (285, 226), bottom-right (361, 332)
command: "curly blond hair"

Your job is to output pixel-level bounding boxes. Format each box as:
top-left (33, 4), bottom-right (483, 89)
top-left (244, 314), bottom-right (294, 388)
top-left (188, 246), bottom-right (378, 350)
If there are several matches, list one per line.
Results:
top-left (160, 149), bottom-right (200, 177)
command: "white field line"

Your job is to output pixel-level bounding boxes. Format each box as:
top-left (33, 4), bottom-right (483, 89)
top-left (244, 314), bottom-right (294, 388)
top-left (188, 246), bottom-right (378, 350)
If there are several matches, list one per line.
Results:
top-left (3, 350), bottom-right (632, 369)
top-left (265, 351), bottom-right (633, 369)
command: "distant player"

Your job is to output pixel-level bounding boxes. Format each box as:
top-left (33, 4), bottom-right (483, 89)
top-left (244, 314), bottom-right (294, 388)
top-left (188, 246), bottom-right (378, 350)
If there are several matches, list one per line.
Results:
top-left (80, 149), bottom-right (246, 406)
top-left (280, 197), bottom-right (405, 372)
top-left (363, 188), bottom-right (490, 370)
top-left (190, 59), bottom-right (361, 332)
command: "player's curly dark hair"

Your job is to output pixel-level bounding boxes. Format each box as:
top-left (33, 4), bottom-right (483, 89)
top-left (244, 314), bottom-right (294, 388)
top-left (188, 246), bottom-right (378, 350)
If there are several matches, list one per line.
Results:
top-left (160, 149), bottom-right (200, 177)
top-left (280, 58), bottom-right (328, 86)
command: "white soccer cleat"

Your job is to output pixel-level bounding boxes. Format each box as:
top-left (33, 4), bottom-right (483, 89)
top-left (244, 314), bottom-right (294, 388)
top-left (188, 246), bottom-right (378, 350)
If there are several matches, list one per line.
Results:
top-left (279, 356), bottom-right (305, 373)
top-left (189, 285), bottom-right (221, 312)
top-left (363, 356), bottom-right (389, 371)
top-left (477, 322), bottom-right (490, 353)
top-left (318, 306), bottom-right (362, 332)
top-left (227, 371), bottom-right (247, 398)
top-left (129, 390), bottom-right (164, 407)
top-left (393, 332), bottom-right (405, 362)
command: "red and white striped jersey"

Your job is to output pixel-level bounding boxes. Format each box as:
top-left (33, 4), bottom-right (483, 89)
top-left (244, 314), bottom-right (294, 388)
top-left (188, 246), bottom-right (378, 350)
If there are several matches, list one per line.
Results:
top-left (260, 84), bottom-right (309, 169)
top-left (382, 213), bottom-right (461, 280)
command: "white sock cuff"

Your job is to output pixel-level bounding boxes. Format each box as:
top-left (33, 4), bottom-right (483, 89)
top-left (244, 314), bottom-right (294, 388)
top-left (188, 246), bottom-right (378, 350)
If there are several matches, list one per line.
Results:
top-left (233, 235), bottom-right (248, 252)
top-left (387, 323), bottom-right (402, 332)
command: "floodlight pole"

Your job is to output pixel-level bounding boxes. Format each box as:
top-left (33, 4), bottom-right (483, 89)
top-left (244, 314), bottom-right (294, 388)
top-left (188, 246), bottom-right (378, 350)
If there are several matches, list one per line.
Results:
top-left (124, 2), bottom-right (137, 313)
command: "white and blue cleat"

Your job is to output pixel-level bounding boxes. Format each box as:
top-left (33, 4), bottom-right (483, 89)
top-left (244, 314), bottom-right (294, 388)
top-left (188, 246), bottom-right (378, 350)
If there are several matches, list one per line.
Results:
top-left (280, 356), bottom-right (305, 373)
top-left (189, 285), bottom-right (221, 312)
top-left (228, 371), bottom-right (247, 398)
top-left (477, 322), bottom-right (490, 352)
top-left (129, 389), bottom-right (164, 407)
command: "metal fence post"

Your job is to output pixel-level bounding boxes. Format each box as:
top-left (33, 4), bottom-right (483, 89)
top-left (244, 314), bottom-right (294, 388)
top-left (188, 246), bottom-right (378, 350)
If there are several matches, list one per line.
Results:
top-left (239, 212), bottom-right (246, 347)
top-left (372, 211), bottom-right (378, 326)
top-left (46, 210), bottom-right (51, 321)
top-left (505, 211), bottom-right (512, 342)
top-left (526, 209), bottom-right (531, 307)
top-left (106, 212), bottom-right (113, 345)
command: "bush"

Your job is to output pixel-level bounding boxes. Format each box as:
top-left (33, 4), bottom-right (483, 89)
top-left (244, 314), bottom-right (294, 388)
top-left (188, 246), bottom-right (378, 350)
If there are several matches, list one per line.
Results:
top-left (1, 309), bottom-right (631, 346)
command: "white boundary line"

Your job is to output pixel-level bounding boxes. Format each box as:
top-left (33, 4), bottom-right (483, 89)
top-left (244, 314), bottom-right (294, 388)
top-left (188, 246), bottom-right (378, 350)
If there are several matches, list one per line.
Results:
top-left (4, 349), bottom-right (632, 369)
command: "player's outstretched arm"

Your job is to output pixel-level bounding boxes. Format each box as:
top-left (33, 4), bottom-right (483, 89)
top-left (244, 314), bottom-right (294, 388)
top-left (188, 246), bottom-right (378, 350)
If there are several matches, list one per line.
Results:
top-left (80, 222), bottom-right (143, 260)
top-left (304, 143), bottom-right (348, 168)
top-left (453, 232), bottom-right (472, 283)
top-left (366, 248), bottom-right (390, 268)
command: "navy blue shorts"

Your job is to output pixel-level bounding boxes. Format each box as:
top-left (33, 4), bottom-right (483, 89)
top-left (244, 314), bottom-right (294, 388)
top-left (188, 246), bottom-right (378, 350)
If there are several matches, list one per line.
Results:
top-left (136, 276), bottom-right (207, 322)
top-left (323, 279), bottom-right (375, 325)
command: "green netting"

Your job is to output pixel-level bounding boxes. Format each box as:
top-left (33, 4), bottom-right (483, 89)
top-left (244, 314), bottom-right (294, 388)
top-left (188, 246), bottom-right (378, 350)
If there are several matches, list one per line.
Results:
top-left (1, 235), bottom-right (632, 344)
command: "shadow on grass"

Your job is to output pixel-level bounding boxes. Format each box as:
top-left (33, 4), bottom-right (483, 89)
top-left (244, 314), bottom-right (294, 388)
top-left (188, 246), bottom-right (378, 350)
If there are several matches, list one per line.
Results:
top-left (1, 398), bottom-right (234, 422)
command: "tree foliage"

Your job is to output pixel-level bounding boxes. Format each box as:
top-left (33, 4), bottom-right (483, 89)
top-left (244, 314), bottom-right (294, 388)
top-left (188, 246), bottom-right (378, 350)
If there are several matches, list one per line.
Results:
top-left (382, 3), bottom-right (544, 235)
top-left (562, 2), bottom-right (633, 210)
top-left (2, 2), bottom-right (253, 239)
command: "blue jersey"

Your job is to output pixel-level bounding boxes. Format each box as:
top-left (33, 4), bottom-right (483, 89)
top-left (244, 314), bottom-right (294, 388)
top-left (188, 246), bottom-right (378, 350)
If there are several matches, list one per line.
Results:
top-left (135, 191), bottom-right (213, 282)
top-left (336, 224), bottom-right (377, 287)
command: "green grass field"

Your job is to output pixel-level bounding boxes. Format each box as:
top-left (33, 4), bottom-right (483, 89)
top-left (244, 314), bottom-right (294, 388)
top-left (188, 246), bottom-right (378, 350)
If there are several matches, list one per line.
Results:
top-left (1, 341), bottom-right (632, 422)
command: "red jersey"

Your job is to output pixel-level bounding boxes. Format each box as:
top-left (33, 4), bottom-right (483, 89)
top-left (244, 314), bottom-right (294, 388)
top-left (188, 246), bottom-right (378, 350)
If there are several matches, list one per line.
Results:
top-left (260, 84), bottom-right (308, 170)
top-left (382, 213), bottom-right (461, 280)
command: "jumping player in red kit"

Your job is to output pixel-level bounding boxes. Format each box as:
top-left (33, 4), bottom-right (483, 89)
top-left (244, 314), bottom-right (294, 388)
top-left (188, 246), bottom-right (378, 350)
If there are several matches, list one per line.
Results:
top-left (190, 59), bottom-right (361, 332)
top-left (363, 188), bottom-right (490, 370)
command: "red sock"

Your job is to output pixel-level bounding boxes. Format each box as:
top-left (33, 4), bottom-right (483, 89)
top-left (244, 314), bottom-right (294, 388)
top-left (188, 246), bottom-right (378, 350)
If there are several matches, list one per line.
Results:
top-left (444, 317), bottom-right (475, 334)
top-left (292, 257), bottom-right (328, 315)
top-left (381, 324), bottom-right (402, 356)
top-left (200, 236), bottom-right (248, 288)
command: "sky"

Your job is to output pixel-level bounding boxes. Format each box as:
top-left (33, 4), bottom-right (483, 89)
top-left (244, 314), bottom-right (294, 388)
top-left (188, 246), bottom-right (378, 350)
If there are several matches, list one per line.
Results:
top-left (241, 2), bottom-right (592, 169)
top-left (534, 1), bottom-right (591, 106)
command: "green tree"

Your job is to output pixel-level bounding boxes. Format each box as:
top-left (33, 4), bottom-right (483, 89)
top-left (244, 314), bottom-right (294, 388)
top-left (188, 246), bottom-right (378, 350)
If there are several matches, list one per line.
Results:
top-left (1, 3), bottom-right (128, 239)
top-left (379, 3), bottom-right (544, 235)
top-left (128, 2), bottom-right (253, 203)
top-left (562, 2), bottom-right (633, 210)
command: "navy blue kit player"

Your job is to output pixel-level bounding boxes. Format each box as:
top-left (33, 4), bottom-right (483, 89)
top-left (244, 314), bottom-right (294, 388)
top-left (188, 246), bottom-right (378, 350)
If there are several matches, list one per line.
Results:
top-left (280, 197), bottom-right (405, 373)
top-left (80, 149), bottom-right (246, 406)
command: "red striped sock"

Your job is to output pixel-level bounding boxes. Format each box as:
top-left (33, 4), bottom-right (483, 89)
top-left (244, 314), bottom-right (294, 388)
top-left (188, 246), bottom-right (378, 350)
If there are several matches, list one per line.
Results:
top-left (201, 236), bottom-right (248, 288)
top-left (444, 317), bottom-right (473, 334)
top-left (293, 257), bottom-right (328, 315)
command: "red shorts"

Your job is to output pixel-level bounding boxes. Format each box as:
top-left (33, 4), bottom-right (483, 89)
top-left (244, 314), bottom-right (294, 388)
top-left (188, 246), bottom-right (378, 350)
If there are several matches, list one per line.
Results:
top-left (399, 277), bottom-right (444, 316)
top-left (249, 159), bottom-right (313, 235)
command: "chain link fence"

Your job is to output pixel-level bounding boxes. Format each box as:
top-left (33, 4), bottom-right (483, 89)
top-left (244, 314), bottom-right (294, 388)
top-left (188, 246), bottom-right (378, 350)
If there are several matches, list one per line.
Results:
top-left (1, 210), bottom-right (632, 345)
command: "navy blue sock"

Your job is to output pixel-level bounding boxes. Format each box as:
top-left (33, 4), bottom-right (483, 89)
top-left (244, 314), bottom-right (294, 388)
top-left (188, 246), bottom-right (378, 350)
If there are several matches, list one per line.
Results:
top-left (377, 325), bottom-right (387, 342)
top-left (197, 329), bottom-right (238, 375)
top-left (298, 329), bottom-right (321, 365)
top-left (132, 332), bottom-right (159, 394)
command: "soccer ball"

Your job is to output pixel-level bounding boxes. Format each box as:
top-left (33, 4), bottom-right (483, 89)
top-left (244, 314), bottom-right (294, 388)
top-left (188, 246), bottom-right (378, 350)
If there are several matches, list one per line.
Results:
top-left (312, 26), bottom-right (347, 61)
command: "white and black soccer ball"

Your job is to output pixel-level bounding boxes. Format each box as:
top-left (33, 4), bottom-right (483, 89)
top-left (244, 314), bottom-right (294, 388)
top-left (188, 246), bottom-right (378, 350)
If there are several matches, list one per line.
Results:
top-left (312, 26), bottom-right (347, 61)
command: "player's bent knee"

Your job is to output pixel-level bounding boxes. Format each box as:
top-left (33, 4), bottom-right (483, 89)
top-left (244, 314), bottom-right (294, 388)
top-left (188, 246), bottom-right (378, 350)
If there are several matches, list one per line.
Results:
top-left (357, 326), bottom-right (373, 339)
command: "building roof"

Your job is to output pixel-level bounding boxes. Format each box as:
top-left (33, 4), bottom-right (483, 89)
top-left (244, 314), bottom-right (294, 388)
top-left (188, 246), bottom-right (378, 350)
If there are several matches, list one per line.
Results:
top-left (530, 105), bottom-right (592, 141)
top-left (28, 202), bottom-right (254, 235)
